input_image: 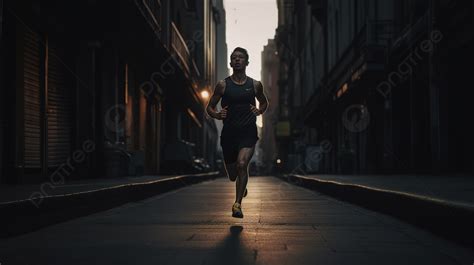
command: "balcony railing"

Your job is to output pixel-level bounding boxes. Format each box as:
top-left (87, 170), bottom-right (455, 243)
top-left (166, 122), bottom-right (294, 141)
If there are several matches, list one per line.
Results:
top-left (171, 22), bottom-right (191, 75)
top-left (302, 20), bottom-right (397, 123)
top-left (135, 0), bottom-right (161, 33)
top-left (170, 22), bottom-right (200, 81)
top-left (391, 11), bottom-right (430, 50)
top-left (336, 20), bottom-right (395, 73)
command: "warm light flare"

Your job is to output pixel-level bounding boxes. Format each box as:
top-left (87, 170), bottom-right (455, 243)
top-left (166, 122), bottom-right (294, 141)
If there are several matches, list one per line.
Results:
top-left (200, 90), bottom-right (210, 100)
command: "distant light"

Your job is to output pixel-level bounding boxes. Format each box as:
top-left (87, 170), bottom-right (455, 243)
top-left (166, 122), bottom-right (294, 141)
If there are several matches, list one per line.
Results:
top-left (276, 159), bottom-right (281, 164)
top-left (200, 90), bottom-right (209, 99)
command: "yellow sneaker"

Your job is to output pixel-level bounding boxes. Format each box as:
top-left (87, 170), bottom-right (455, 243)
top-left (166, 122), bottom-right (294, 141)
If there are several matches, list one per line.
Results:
top-left (232, 202), bottom-right (243, 218)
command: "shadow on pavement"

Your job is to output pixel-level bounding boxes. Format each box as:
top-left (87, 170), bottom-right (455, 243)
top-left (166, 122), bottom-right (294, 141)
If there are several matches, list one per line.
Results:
top-left (208, 225), bottom-right (251, 265)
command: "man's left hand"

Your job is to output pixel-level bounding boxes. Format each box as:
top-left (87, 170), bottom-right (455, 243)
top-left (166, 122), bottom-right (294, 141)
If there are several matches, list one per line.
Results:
top-left (250, 104), bottom-right (261, 116)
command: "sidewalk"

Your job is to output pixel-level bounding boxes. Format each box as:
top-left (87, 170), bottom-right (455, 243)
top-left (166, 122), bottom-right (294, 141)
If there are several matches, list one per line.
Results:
top-left (0, 172), bottom-right (221, 238)
top-left (281, 173), bottom-right (474, 248)
top-left (0, 175), bottom-right (175, 204)
top-left (294, 174), bottom-right (474, 208)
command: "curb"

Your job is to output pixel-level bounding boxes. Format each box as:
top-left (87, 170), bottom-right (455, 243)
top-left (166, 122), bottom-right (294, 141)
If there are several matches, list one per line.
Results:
top-left (280, 174), bottom-right (474, 248)
top-left (0, 172), bottom-right (221, 238)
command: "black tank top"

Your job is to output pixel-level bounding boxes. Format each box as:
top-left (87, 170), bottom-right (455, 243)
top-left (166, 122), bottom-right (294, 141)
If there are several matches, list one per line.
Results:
top-left (221, 76), bottom-right (256, 128)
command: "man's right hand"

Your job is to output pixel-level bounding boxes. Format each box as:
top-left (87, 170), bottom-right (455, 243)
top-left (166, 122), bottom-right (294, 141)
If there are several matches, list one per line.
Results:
top-left (215, 106), bottom-right (228, 120)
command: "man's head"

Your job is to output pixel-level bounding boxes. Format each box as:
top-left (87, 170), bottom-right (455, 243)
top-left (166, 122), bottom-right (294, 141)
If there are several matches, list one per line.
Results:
top-left (230, 47), bottom-right (249, 71)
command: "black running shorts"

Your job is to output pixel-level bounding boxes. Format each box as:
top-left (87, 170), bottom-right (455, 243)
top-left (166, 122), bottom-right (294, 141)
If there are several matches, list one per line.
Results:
top-left (220, 124), bottom-right (259, 164)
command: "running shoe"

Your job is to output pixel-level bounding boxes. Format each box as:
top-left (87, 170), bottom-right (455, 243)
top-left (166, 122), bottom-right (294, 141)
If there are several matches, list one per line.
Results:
top-left (232, 202), bottom-right (243, 218)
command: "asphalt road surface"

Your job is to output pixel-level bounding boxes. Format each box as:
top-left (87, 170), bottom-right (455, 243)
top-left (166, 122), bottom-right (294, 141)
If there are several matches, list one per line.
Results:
top-left (1, 176), bottom-right (473, 265)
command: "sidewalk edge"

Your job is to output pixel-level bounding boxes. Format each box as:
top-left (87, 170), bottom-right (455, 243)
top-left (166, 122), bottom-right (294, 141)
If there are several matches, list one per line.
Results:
top-left (280, 174), bottom-right (474, 248)
top-left (0, 172), bottom-right (221, 238)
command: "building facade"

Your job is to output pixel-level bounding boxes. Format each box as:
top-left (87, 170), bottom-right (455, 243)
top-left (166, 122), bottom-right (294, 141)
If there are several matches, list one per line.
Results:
top-left (275, 0), bottom-right (474, 175)
top-left (213, 0), bottom-right (228, 160)
top-left (0, 0), bottom-right (226, 185)
top-left (260, 39), bottom-right (279, 174)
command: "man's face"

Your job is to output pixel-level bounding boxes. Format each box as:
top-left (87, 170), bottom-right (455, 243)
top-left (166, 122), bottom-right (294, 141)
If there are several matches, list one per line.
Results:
top-left (230, 51), bottom-right (248, 70)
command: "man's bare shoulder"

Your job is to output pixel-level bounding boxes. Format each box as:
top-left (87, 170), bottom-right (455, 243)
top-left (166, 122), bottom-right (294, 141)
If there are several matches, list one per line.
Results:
top-left (217, 79), bottom-right (226, 87)
top-left (215, 79), bottom-right (226, 94)
top-left (252, 79), bottom-right (263, 90)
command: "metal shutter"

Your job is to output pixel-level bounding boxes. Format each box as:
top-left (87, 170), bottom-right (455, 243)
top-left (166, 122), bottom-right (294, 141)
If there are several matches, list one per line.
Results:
top-left (47, 43), bottom-right (72, 167)
top-left (23, 28), bottom-right (41, 168)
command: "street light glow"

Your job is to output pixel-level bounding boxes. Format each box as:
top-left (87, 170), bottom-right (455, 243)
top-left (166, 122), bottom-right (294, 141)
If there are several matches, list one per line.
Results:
top-left (200, 90), bottom-right (209, 100)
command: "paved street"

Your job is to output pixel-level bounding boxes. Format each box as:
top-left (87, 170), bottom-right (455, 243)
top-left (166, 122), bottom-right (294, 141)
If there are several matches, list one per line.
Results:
top-left (1, 176), bottom-right (473, 265)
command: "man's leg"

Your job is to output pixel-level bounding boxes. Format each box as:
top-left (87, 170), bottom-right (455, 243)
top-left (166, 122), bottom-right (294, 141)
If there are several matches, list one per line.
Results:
top-left (235, 147), bottom-right (255, 204)
top-left (223, 162), bottom-right (238, 181)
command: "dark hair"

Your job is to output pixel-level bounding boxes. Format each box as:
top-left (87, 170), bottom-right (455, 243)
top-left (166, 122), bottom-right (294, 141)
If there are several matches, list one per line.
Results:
top-left (231, 47), bottom-right (249, 61)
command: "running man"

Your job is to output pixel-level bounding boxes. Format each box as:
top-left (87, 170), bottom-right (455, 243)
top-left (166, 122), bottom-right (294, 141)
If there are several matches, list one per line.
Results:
top-left (206, 47), bottom-right (268, 218)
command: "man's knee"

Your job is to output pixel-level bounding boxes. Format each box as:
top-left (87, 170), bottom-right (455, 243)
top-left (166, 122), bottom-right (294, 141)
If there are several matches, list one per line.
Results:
top-left (236, 160), bottom-right (248, 172)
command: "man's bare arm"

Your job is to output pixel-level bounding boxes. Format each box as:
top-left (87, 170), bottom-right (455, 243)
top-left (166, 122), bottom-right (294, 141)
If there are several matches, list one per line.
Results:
top-left (250, 80), bottom-right (268, 116)
top-left (206, 80), bottom-right (227, 120)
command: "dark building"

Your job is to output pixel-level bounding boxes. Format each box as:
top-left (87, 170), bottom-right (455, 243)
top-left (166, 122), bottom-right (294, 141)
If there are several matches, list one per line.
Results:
top-left (213, 0), bottom-right (228, 160)
top-left (275, 0), bottom-right (474, 175)
top-left (260, 38), bottom-right (279, 174)
top-left (0, 0), bottom-right (225, 185)
top-left (275, 0), bottom-right (323, 173)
